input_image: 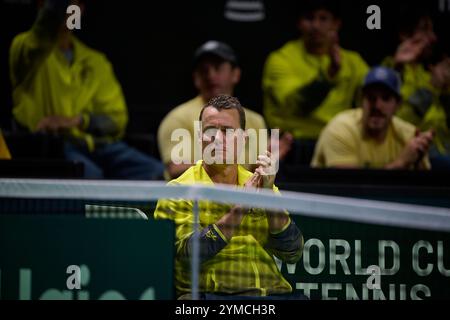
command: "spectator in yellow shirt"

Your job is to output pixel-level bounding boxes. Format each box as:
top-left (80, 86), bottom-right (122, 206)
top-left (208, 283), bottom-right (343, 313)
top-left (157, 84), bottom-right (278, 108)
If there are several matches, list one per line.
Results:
top-left (382, 6), bottom-right (450, 169)
top-left (9, 0), bottom-right (163, 179)
top-left (312, 66), bottom-right (433, 170)
top-left (262, 0), bottom-right (368, 163)
top-left (158, 41), bottom-right (293, 179)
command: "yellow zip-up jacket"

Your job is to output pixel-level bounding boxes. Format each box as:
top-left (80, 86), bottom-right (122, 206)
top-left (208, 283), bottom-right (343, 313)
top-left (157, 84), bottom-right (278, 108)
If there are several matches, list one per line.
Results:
top-left (154, 160), bottom-right (303, 297)
top-left (9, 3), bottom-right (127, 151)
top-left (383, 57), bottom-right (450, 155)
top-left (263, 38), bottom-right (369, 139)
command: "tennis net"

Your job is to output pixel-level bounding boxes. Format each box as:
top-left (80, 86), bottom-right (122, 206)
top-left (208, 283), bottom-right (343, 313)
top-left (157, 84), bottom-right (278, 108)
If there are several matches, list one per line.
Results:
top-left (1, 178), bottom-right (450, 300)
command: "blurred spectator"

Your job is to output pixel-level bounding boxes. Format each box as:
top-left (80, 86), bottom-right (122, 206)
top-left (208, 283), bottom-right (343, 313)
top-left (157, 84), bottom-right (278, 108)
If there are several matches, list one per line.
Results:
top-left (0, 130), bottom-right (11, 159)
top-left (382, 6), bottom-right (450, 169)
top-left (158, 40), bottom-right (291, 180)
top-left (262, 0), bottom-right (368, 164)
top-left (9, 0), bottom-right (164, 179)
top-left (312, 66), bottom-right (432, 170)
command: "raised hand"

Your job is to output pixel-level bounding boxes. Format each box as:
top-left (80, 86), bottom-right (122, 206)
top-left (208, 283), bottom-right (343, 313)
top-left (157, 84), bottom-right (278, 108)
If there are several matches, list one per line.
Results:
top-left (394, 32), bottom-right (430, 65)
top-left (327, 30), bottom-right (341, 79)
top-left (255, 151), bottom-right (276, 189)
top-left (244, 170), bottom-right (262, 190)
top-left (398, 129), bottom-right (434, 168)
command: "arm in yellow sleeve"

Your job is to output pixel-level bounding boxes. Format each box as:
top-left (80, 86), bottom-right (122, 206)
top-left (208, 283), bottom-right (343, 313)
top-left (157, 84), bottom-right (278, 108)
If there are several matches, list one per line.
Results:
top-left (263, 52), bottom-right (335, 120)
top-left (10, 0), bottom-right (70, 88)
top-left (87, 59), bottom-right (128, 139)
top-left (315, 121), bottom-right (360, 168)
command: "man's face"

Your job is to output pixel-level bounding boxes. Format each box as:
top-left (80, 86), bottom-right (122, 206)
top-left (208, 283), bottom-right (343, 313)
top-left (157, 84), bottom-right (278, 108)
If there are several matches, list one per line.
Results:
top-left (194, 57), bottom-right (241, 102)
top-left (200, 106), bottom-right (244, 164)
top-left (362, 84), bottom-right (399, 135)
top-left (298, 9), bottom-right (340, 48)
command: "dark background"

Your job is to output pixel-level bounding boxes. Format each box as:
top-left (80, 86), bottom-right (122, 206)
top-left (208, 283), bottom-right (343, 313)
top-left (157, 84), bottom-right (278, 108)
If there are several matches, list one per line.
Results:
top-left (1, 0), bottom-right (449, 136)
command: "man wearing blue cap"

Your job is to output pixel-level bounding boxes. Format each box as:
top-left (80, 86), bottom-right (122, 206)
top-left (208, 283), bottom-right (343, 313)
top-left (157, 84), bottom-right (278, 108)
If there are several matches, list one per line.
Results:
top-left (311, 66), bottom-right (433, 169)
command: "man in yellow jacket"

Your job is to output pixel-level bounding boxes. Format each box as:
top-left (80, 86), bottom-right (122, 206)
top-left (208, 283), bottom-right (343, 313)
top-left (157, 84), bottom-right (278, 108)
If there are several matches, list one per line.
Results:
top-left (263, 0), bottom-right (368, 139)
top-left (9, 0), bottom-right (163, 179)
top-left (262, 0), bottom-right (368, 162)
top-left (382, 6), bottom-right (450, 169)
top-left (154, 95), bottom-right (304, 299)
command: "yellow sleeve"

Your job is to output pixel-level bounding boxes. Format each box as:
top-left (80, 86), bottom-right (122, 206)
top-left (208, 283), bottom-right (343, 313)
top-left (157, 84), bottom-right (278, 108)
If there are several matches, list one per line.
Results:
top-left (153, 182), bottom-right (195, 256)
top-left (250, 111), bottom-right (267, 131)
top-left (383, 58), bottom-right (435, 126)
top-left (157, 114), bottom-right (187, 165)
top-left (262, 45), bottom-right (368, 132)
top-left (423, 105), bottom-right (450, 155)
top-left (90, 56), bottom-right (128, 139)
top-left (271, 185), bottom-right (290, 216)
top-left (9, 31), bottom-right (53, 89)
top-left (313, 120), bottom-right (359, 167)
top-left (9, 1), bottom-right (66, 89)
top-left (262, 50), bottom-right (309, 118)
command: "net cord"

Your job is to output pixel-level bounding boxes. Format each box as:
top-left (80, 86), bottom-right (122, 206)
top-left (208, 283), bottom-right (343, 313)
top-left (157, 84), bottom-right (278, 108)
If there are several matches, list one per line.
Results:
top-left (1, 178), bottom-right (450, 232)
